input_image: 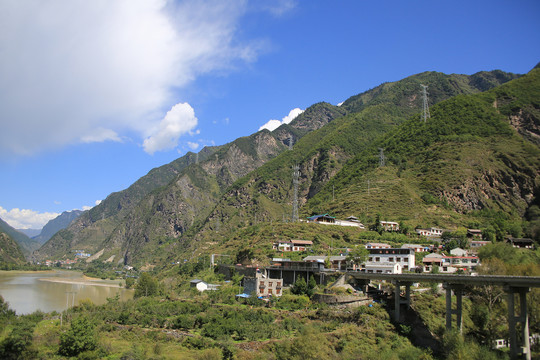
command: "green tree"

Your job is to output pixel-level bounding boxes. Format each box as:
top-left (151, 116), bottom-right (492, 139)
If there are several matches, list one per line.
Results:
top-left (291, 277), bottom-right (307, 295)
top-left (134, 273), bottom-right (158, 298)
top-left (346, 246), bottom-right (369, 269)
top-left (0, 319), bottom-right (37, 360)
top-left (58, 316), bottom-right (97, 357)
top-left (124, 277), bottom-right (135, 289)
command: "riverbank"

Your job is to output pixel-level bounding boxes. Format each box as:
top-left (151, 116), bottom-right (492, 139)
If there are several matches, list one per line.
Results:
top-left (38, 276), bottom-right (126, 288)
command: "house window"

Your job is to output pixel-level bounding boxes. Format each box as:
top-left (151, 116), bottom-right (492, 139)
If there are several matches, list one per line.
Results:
top-left (276, 289), bottom-right (281, 294)
top-left (268, 289), bottom-right (273, 295)
top-left (396, 257), bottom-right (400, 262)
top-left (389, 257), bottom-right (394, 262)
top-left (260, 281), bottom-right (265, 286)
top-left (277, 282), bottom-right (281, 287)
top-left (375, 257), bottom-right (380, 262)
top-left (269, 282), bottom-right (273, 286)
top-left (368, 257), bottom-right (373, 262)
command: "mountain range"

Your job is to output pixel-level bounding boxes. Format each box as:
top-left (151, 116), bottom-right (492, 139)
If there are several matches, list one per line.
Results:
top-left (33, 66), bottom-right (540, 267)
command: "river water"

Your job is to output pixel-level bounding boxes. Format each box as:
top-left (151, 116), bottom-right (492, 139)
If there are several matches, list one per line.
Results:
top-left (0, 270), bottom-right (133, 314)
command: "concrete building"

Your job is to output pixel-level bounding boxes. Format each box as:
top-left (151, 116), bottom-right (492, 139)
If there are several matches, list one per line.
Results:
top-left (190, 279), bottom-right (220, 292)
top-left (367, 248), bottom-right (415, 271)
top-left (243, 273), bottom-right (283, 297)
top-left (401, 244), bottom-right (429, 253)
top-left (273, 239), bottom-right (313, 252)
top-left (380, 221), bottom-right (400, 231)
top-left (362, 261), bottom-right (402, 274)
top-left (415, 227), bottom-right (444, 238)
top-left (365, 242), bottom-right (391, 249)
top-left (303, 255), bottom-right (347, 270)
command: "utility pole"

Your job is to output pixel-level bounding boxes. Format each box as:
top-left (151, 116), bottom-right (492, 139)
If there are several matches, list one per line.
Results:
top-left (292, 164), bottom-right (300, 222)
top-left (332, 185), bottom-right (335, 202)
top-left (421, 84), bottom-right (430, 123)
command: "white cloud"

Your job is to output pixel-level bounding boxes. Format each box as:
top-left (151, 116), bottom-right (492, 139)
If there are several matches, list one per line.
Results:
top-left (80, 128), bottom-right (122, 144)
top-left (143, 102), bottom-right (198, 154)
top-left (0, 206), bottom-right (59, 229)
top-left (259, 108), bottom-right (304, 131)
top-left (187, 141), bottom-right (200, 150)
top-left (0, 0), bottom-right (260, 157)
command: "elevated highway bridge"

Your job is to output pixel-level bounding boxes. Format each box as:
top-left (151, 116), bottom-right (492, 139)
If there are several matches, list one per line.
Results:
top-left (346, 272), bottom-right (540, 360)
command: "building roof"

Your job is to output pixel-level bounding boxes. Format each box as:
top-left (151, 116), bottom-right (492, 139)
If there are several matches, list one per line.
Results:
top-left (402, 244), bottom-right (426, 249)
top-left (365, 242), bottom-right (392, 248)
top-left (307, 213), bottom-right (335, 221)
top-left (291, 239), bottom-right (314, 245)
top-left (303, 255), bottom-right (346, 262)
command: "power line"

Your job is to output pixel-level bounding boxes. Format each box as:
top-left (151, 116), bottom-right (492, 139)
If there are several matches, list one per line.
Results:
top-left (378, 148), bottom-right (385, 167)
top-left (421, 84), bottom-right (430, 122)
top-left (291, 164), bottom-right (300, 222)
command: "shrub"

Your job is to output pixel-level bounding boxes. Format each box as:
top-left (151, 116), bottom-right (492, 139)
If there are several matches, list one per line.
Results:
top-left (58, 316), bottom-right (97, 357)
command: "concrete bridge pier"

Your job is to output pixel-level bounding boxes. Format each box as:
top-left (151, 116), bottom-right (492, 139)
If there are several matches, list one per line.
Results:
top-left (393, 281), bottom-right (412, 322)
top-left (505, 286), bottom-right (531, 360)
top-left (443, 283), bottom-right (464, 333)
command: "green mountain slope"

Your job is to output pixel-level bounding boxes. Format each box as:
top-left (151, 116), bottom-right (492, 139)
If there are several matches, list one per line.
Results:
top-left (0, 232), bottom-right (26, 265)
top-left (180, 70), bottom-right (521, 249)
top-left (305, 67), bottom-right (540, 234)
top-left (0, 218), bottom-right (40, 257)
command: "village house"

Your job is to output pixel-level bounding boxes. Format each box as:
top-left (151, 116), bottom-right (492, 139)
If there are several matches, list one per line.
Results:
top-left (366, 248), bottom-right (416, 271)
top-left (190, 279), bottom-right (220, 292)
top-left (306, 214), bottom-right (365, 228)
top-left (469, 240), bottom-right (490, 251)
top-left (450, 247), bottom-right (468, 257)
top-left (506, 237), bottom-right (535, 249)
top-left (243, 273), bottom-right (283, 298)
top-left (303, 255), bottom-right (348, 270)
top-left (380, 221), bottom-right (400, 232)
top-left (467, 229), bottom-right (483, 238)
top-left (422, 253), bottom-right (444, 272)
top-left (415, 227), bottom-right (444, 238)
top-left (401, 244), bottom-right (429, 253)
top-left (273, 239), bottom-right (313, 252)
top-left (440, 255), bottom-right (480, 273)
top-left (365, 242), bottom-right (392, 249)
top-left (307, 214), bottom-right (335, 224)
top-left (362, 261), bottom-right (402, 274)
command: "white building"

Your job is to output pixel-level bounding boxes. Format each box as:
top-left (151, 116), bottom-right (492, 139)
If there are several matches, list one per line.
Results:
top-left (362, 262), bottom-right (402, 274)
top-left (274, 239), bottom-right (313, 252)
top-left (365, 242), bottom-right (392, 249)
top-left (401, 244), bottom-right (429, 253)
top-left (415, 227), bottom-right (444, 238)
top-left (380, 221), bottom-right (400, 231)
top-left (190, 279), bottom-right (220, 292)
top-left (366, 248), bottom-right (416, 271)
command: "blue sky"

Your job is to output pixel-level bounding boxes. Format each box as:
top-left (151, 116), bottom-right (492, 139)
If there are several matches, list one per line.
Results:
top-left (1, 0), bottom-right (539, 229)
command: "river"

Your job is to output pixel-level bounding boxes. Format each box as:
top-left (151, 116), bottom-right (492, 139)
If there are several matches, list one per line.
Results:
top-left (0, 270), bottom-right (134, 315)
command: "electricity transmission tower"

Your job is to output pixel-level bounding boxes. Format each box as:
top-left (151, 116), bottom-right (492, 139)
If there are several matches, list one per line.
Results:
top-left (291, 164), bottom-right (300, 222)
top-left (288, 135), bottom-right (293, 150)
top-left (421, 84), bottom-right (430, 122)
top-left (378, 148), bottom-right (385, 167)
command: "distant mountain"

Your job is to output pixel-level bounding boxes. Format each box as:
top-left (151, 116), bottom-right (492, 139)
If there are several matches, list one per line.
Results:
top-left (0, 232), bottom-right (26, 265)
top-left (17, 228), bottom-right (41, 238)
top-left (0, 218), bottom-right (39, 257)
top-left (33, 210), bottom-right (83, 244)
